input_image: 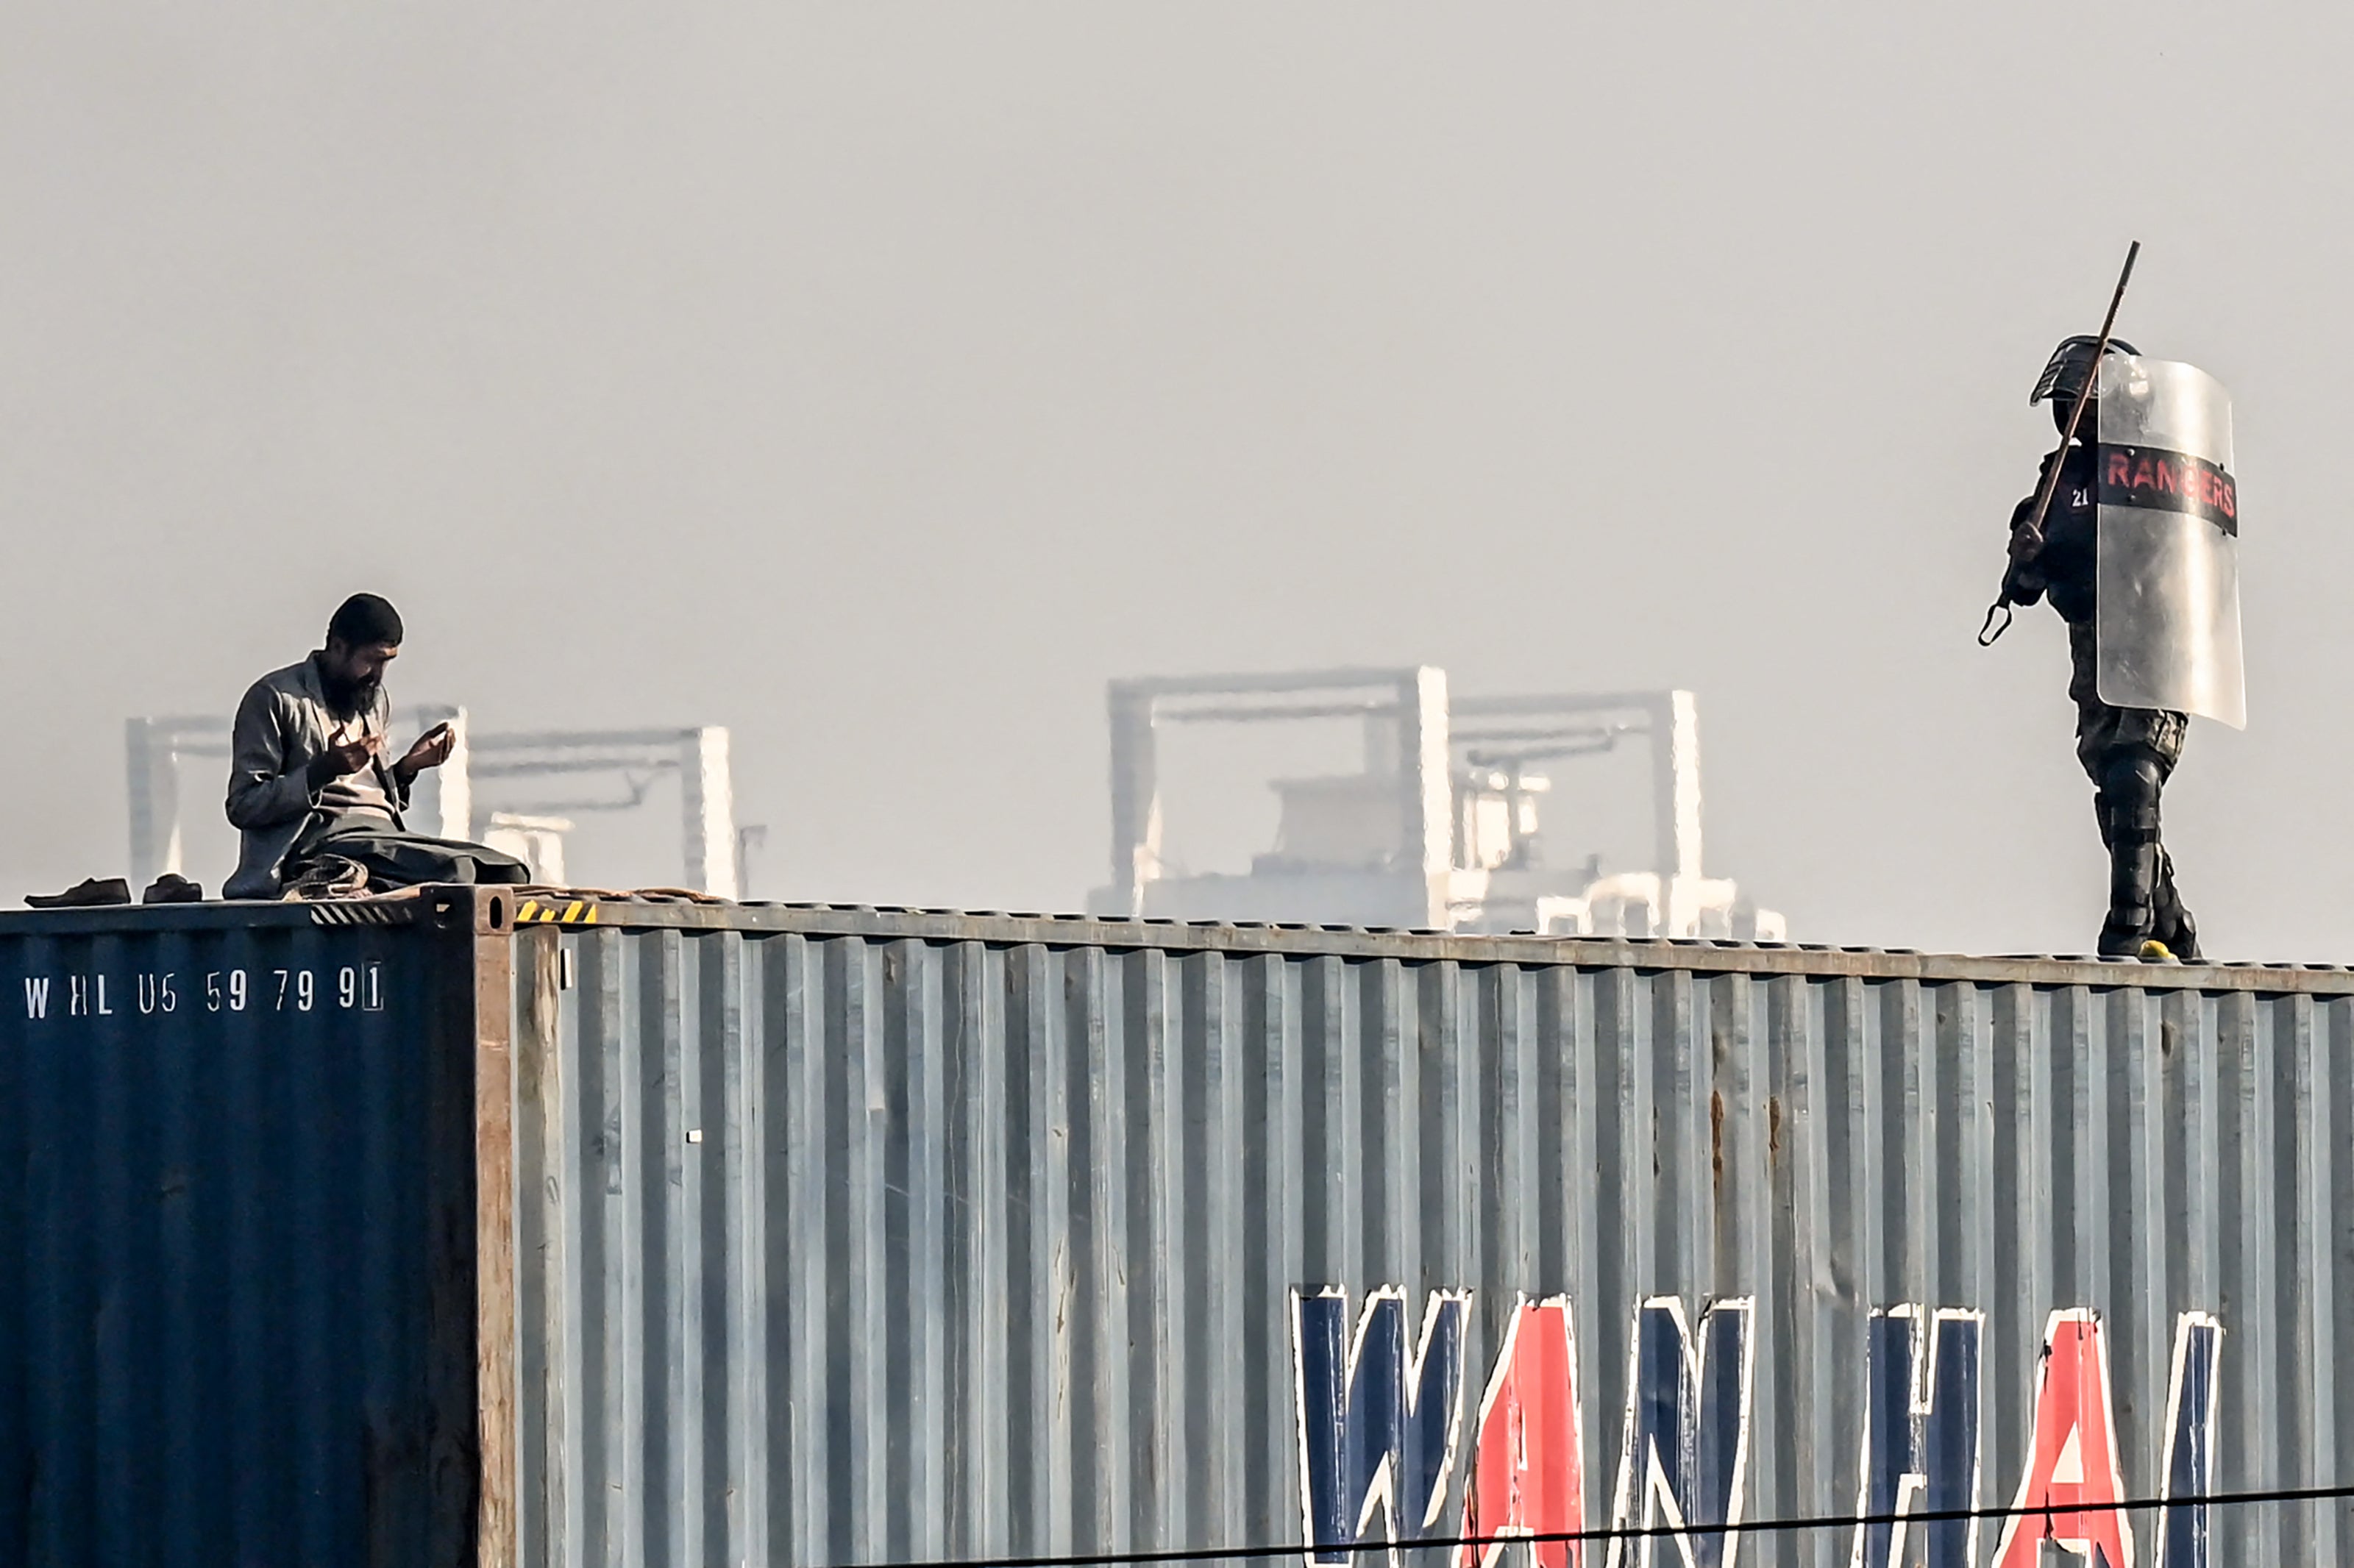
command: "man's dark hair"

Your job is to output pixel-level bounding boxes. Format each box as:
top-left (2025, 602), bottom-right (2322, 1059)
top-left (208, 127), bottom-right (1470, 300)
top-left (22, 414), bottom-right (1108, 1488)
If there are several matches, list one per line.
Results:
top-left (327, 593), bottom-right (405, 648)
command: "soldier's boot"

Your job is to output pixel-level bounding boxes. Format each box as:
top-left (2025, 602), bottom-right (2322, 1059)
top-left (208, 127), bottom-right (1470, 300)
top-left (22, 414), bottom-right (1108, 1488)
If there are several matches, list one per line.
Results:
top-left (2150, 847), bottom-right (2200, 962)
top-left (2095, 751), bottom-right (2166, 959)
top-left (2097, 841), bottom-right (2158, 957)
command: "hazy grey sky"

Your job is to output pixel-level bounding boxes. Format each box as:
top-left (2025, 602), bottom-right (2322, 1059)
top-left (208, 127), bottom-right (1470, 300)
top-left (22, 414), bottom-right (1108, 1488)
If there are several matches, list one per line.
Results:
top-left (5, 4), bottom-right (2348, 958)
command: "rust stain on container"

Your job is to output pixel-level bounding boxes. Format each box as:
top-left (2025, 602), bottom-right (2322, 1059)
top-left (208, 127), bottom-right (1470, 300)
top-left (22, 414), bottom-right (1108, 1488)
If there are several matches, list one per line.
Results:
top-left (1710, 1088), bottom-right (1726, 1189)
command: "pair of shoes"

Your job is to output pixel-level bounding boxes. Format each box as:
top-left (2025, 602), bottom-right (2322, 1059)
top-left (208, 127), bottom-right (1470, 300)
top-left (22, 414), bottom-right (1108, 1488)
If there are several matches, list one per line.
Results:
top-left (142, 873), bottom-right (203, 905)
top-left (282, 856), bottom-right (369, 901)
top-left (26, 877), bottom-right (133, 908)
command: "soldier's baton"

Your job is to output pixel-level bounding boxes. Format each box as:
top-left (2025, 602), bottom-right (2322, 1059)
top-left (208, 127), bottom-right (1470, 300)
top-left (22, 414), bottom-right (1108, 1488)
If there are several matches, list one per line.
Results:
top-left (1979, 240), bottom-right (2141, 647)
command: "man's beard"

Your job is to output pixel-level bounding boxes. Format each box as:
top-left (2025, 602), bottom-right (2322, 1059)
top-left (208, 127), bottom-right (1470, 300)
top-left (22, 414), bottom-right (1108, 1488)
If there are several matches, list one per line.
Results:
top-left (319, 666), bottom-right (382, 720)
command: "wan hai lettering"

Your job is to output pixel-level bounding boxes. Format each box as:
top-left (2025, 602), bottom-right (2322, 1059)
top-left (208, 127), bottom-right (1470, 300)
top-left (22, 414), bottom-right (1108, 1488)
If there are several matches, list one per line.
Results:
top-left (1293, 1288), bottom-right (2222, 1568)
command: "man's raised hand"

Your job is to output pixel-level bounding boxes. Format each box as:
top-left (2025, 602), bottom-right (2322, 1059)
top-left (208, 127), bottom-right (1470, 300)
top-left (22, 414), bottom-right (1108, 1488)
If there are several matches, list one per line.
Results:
top-left (395, 722), bottom-right (456, 784)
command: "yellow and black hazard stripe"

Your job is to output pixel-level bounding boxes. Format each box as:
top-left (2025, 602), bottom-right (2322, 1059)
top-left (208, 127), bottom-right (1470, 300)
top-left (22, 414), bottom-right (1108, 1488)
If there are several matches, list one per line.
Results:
top-left (516, 898), bottom-right (600, 927)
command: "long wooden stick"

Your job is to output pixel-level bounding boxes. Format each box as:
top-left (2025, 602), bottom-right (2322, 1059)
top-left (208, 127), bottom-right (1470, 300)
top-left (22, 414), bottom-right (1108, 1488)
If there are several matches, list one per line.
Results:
top-left (2012, 240), bottom-right (2140, 561)
top-left (1980, 240), bottom-right (2141, 646)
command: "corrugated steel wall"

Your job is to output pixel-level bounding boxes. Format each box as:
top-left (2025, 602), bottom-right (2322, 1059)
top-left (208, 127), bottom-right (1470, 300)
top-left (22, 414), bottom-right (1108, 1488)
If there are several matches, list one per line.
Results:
top-left (0, 902), bottom-right (498, 1568)
top-left (511, 915), bottom-right (2354, 1568)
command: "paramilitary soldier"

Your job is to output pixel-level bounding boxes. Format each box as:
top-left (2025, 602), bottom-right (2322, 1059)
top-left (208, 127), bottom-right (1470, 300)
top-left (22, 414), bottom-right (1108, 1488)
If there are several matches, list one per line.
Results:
top-left (1996, 333), bottom-right (2246, 961)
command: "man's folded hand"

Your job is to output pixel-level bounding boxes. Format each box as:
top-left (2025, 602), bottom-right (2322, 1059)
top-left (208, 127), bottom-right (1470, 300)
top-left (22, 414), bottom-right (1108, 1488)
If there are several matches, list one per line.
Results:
top-left (307, 733), bottom-right (381, 788)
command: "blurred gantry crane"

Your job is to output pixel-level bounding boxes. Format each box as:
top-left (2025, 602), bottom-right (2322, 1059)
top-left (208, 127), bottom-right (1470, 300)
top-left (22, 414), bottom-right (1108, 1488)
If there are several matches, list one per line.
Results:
top-left (125, 713), bottom-right (740, 897)
top-left (1088, 666), bottom-right (1783, 939)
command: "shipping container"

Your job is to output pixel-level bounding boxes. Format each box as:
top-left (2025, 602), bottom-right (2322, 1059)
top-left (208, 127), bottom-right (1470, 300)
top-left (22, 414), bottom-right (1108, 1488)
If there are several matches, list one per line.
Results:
top-left (4, 889), bottom-right (2351, 1567)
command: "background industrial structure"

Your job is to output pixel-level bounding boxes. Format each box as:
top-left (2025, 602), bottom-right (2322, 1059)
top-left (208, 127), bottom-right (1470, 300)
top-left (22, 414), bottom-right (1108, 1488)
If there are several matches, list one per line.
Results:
top-left (1092, 667), bottom-right (1785, 939)
top-left (124, 714), bottom-right (744, 898)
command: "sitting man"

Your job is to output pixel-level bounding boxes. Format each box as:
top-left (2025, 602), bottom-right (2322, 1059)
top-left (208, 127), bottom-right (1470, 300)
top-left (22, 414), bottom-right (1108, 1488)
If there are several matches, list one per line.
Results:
top-left (223, 594), bottom-right (530, 899)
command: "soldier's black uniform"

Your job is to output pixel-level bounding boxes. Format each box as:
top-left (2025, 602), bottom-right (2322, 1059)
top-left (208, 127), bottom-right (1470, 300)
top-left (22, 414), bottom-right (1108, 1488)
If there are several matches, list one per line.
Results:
top-left (2002, 342), bottom-right (2200, 960)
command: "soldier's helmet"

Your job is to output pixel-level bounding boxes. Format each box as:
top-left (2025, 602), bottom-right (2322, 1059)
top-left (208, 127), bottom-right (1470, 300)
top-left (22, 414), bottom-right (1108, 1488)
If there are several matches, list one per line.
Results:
top-left (2033, 333), bottom-right (2141, 434)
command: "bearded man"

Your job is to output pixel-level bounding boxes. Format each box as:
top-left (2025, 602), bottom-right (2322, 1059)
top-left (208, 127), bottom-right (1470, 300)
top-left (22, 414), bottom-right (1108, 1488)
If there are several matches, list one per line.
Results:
top-left (223, 593), bottom-right (527, 899)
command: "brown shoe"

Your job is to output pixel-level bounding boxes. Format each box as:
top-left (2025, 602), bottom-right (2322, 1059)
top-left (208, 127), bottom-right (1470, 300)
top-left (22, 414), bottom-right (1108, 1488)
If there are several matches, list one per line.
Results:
top-left (141, 873), bottom-right (205, 905)
top-left (26, 877), bottom-right (133, 909)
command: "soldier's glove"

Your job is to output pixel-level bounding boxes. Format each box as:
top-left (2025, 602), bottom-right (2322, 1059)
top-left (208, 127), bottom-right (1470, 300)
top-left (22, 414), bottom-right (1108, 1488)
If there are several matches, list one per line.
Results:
top-left (2001, 560), bottom-right (2047, 607)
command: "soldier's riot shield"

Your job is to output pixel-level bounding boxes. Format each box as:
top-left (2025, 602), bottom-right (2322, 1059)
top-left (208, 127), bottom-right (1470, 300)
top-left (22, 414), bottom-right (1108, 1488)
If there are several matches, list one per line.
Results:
top-left (2094, 355), bottom-right (2245, 728)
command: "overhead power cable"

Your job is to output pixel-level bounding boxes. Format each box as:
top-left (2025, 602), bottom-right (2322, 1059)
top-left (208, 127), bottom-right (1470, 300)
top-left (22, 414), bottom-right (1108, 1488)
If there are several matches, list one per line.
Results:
top-left (836, 1480), bottom-right (2354, 1568)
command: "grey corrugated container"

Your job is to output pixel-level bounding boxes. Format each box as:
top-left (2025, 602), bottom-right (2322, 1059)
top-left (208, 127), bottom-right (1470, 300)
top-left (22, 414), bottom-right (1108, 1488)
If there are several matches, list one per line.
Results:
top-left (4, 891), bottom-right (2350, 1566)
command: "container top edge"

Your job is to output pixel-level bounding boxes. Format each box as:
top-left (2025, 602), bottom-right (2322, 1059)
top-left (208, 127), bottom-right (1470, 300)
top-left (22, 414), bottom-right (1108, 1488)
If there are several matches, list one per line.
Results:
top-left (3, 891), bottom-right (2345, 994)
